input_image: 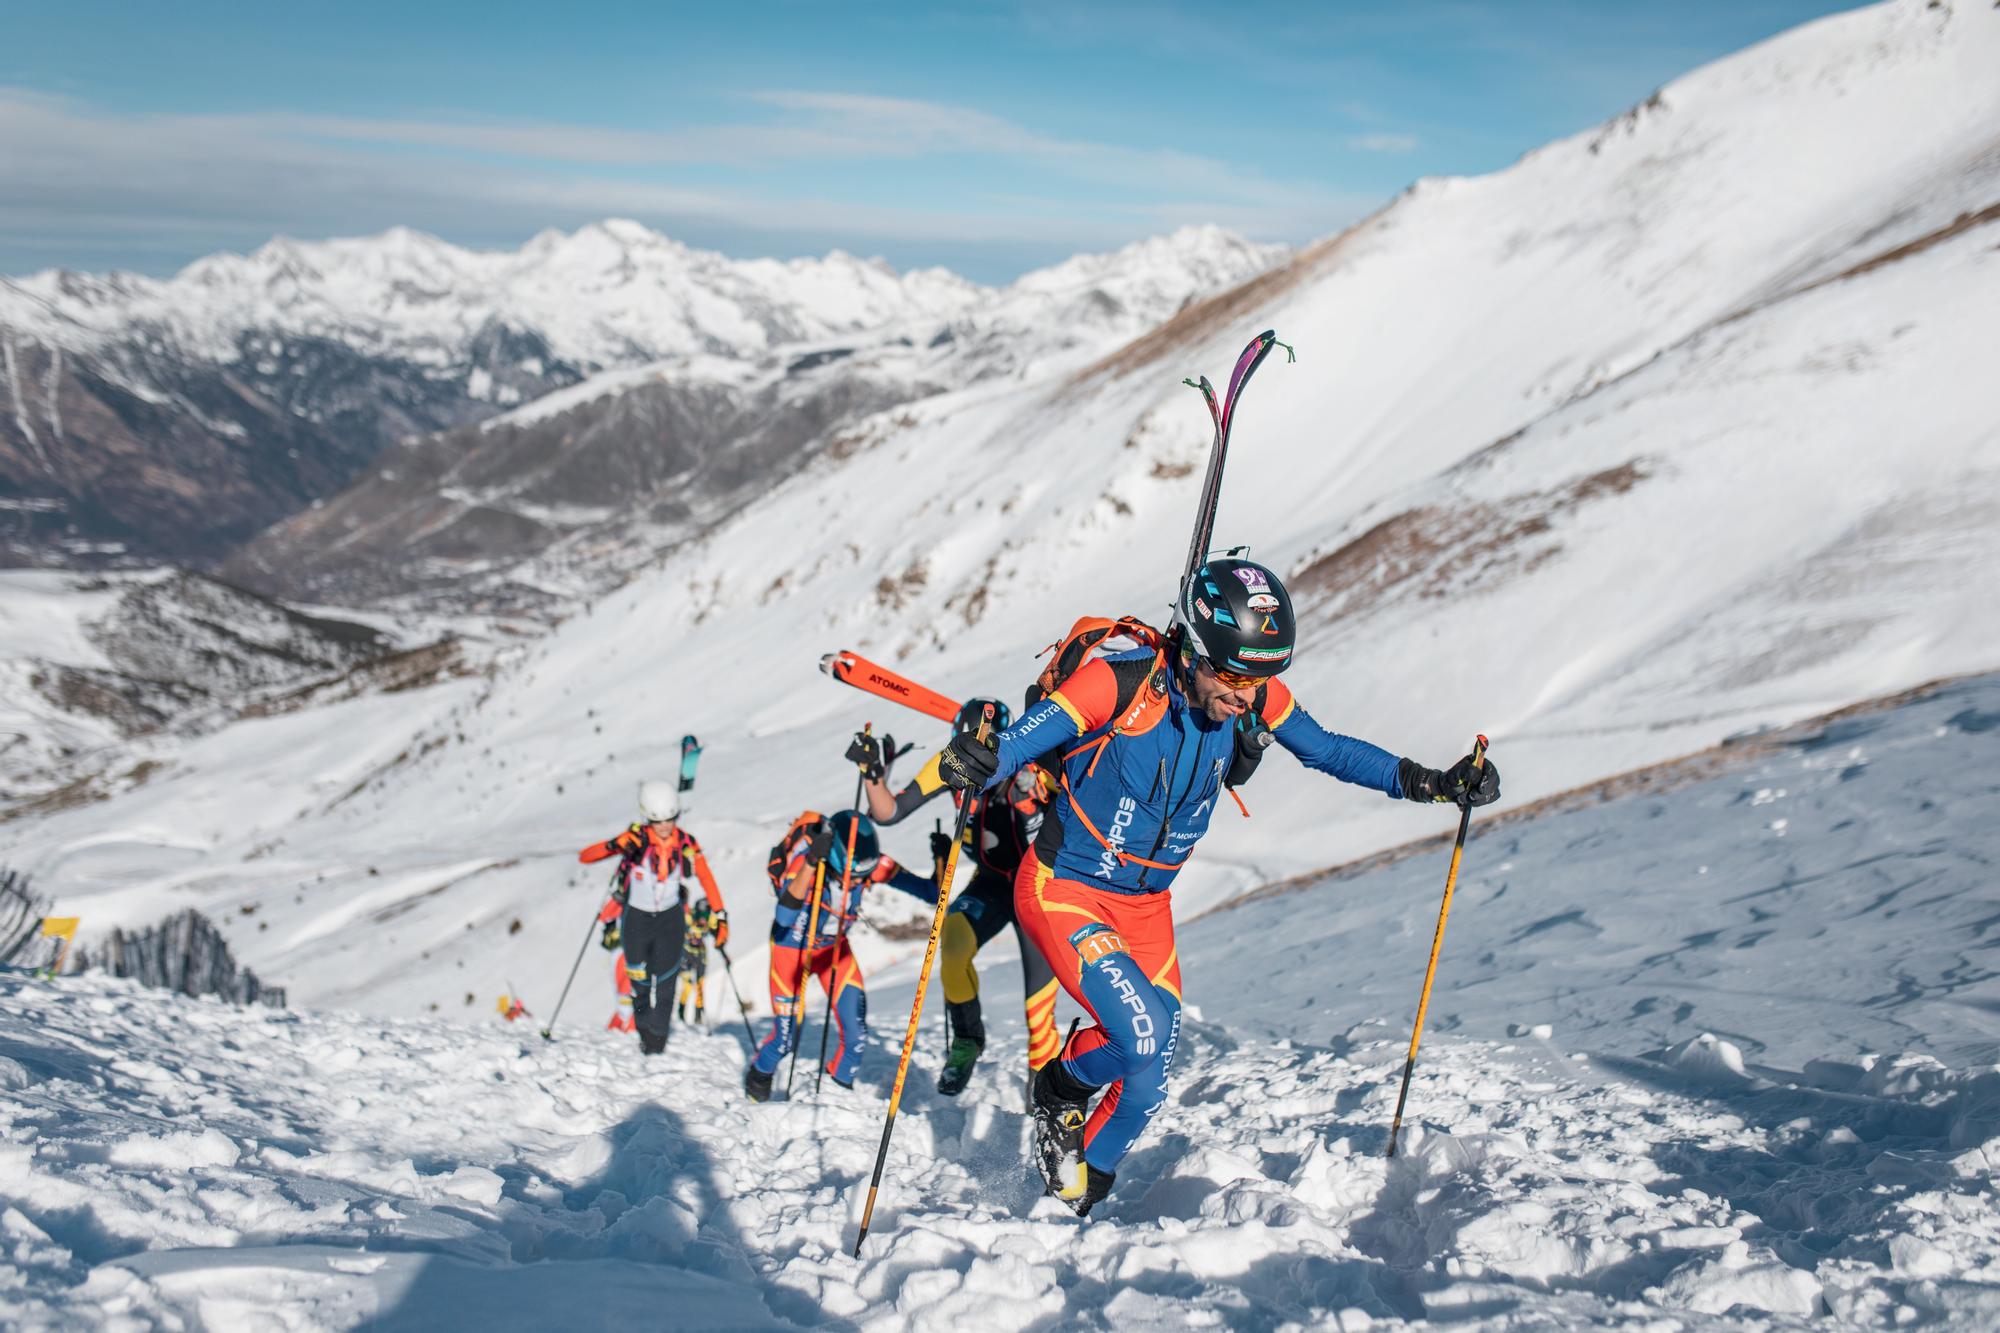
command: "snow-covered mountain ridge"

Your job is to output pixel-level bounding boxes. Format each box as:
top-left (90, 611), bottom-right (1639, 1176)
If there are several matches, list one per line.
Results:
top-left (3, 222), bottom-right (1280, 377)
top-left (0, 223), bottom-right (1285, 568)
top-left (215, 225), bottom-right (1288, 606)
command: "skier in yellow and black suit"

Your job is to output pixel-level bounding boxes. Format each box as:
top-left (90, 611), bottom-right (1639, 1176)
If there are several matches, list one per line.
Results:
top-left (846, 698), bottom-right (1059, 1095)
top-left (677, 898), bottom-right (721, 1025)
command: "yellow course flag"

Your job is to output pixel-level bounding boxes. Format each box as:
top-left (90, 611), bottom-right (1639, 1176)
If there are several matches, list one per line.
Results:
top-left (38, 917), bottom-right (79, 977)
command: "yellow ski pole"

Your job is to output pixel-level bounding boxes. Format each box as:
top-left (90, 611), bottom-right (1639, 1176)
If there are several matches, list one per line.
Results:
top-left (785, 859), bottom-right (828, 1099)
top-left (1387, 734), bottom-right (1488, 1158)
top-left (854, 704), bottom-right (993, 1256)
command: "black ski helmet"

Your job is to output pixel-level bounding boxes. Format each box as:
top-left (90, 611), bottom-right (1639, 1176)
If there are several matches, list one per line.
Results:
top-left (1176, 556), bottom-right (1297, 677)
top-left (826, 810), bottom-right (881, 876)
top-left (952, 696), bottom-right (1012, 737)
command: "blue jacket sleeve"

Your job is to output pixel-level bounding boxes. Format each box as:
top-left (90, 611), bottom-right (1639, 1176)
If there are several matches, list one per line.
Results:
top-left (1271, 697), bottom-right (1405, 797)
top-left (909, 698), bottom-right (1086, 798)
top-left (882, 863), bottom-right (939, 905)
top-left (988, 698), bottom-right (1085, 789)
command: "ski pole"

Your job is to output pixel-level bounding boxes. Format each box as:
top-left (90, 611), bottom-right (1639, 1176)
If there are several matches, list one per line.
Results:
top-left (714, 943), bottom-right (759, 1048)
top-left (1387, 735), bottom-right (1489, 1158)
top-left (785, 860), bottom-right (828, 1098)
top-left (817, 732), bottom-right (870, 1094)
top-left (935, 817), bottom-right (949, 1062)
top-left (539, 906), bottom-right (601, 1041)
top-left (855, 703), bottom-right (994, 1256)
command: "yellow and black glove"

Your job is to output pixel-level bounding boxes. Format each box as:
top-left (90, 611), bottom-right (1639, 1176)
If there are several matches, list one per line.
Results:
top-left (937, 730), bottom-right (998, 792)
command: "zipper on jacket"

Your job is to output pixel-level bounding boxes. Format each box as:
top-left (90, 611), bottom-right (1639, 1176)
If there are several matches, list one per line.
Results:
top-left (1138, 722), bottom-right (1190, 890)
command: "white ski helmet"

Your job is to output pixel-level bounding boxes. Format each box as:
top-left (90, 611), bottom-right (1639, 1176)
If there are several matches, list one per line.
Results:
top-left (638, 780), bottom-right (681, 823)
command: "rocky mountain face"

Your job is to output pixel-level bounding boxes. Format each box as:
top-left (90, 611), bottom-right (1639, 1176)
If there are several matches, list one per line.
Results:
top-left (1, 222), bottom-right (1282, 589)
top-left (0, 568), bottom-right (453, 821)
top-left (0, 321), bottom-right (575, 565)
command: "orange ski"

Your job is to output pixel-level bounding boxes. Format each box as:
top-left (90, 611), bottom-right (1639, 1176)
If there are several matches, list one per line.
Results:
top-left (818, 650), bottom-right (960, 723)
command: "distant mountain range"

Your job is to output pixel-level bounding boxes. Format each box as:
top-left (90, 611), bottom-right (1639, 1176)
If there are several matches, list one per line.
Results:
top-left (0, 221), bottom-right (1285, 580)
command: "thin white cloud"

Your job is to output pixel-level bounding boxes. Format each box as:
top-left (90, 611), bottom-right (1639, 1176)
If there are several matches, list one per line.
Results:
top-left (0, 86), bottom-right (1382, 276)
top-left (1347, 132), bottom-right (1420, 153)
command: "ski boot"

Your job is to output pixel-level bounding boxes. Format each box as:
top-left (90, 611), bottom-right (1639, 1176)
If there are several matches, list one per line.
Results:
top-left (639, 1028), bottom-right (667, 1056)
top-left (744, 1066), bottom-right (774, 1103)
top-left (1031, 1060), bottom-right (1095, 1204)
top-left (937, 999), bottom-right (986, 1097)
top-left (1063, 1166), bottom-right (1115, 1219)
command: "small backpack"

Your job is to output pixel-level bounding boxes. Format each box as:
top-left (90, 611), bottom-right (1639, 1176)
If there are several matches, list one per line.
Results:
top-left (1027, 614), bottom-right (1173, 737)
top-left (765, 809), bottom-right (826, 893)
top-left (1027, 613), bottom-right (1269, 829)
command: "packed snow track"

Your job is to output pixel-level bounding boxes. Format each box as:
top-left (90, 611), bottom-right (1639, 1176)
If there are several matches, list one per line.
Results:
top-left (5, 971), bottom-right (1998, 1329)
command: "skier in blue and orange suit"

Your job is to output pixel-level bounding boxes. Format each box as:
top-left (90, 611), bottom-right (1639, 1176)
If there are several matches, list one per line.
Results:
top-left (846, 701), bottom-right (1061, 1096)
top-left (915, 556), bottom-right (1500, 1216)
top-left (743, 810), bottom-right (938, 1102)
top-left (578, 779), bottom-right (729, 1056)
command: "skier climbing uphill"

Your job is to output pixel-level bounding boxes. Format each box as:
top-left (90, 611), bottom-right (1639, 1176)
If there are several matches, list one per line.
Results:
top-left (577, 780), bottom-right (729, 1056)
top-left (745, 811), bottom-right (938, 1102)
top-left (676, 898), bottom-right (721, 1025)
top-left (920, 556), bottom-right (1500, 1216)
top-left (848, 700), bottom-right (1061, 1095)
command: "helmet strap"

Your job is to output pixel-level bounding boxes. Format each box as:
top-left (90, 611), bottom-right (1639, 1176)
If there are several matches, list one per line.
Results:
top-left (1171, 630), bottom-right (1200, 692)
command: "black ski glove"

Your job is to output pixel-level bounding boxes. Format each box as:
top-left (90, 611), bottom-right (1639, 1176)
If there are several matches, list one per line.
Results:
top-left (845, 731), bottom-right (891, 781)
top-left (929, 829), bottom-right (956, 868)
top-left (1398, 754), bottom-right (1501, 807)
top-left (937, 730), bottom-right (999, 792)
top-left (805, 827), bottom-right (836, 866)
top-left (599, 919), bottom-right (621, 951)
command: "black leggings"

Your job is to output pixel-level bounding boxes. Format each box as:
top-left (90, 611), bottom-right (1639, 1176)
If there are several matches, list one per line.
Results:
top-left (621, 905), bottom-right (686, 1040)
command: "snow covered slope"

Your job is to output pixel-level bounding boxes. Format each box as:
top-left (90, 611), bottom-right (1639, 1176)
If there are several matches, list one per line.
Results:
top-left (5, 675), bottom-right (1996, 1328)
top-left (3, 0), bottom-right (1996, 1025)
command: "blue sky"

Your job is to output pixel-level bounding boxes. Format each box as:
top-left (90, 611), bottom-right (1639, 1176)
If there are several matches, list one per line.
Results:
top-left (1, 0), bottom-right (1864, 282)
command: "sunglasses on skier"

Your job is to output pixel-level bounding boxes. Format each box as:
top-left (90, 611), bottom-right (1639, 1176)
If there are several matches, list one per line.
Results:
top-left (1198, 658), bottom-right (1265, 691)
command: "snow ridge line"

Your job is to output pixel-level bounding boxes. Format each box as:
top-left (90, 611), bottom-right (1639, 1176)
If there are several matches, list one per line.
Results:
top-left (42, 344), bottom-right (62, 443)
top-left (1200, 669), bottom-right (1973, 922)
top-left (4, 333), bottom-right (51, 471)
